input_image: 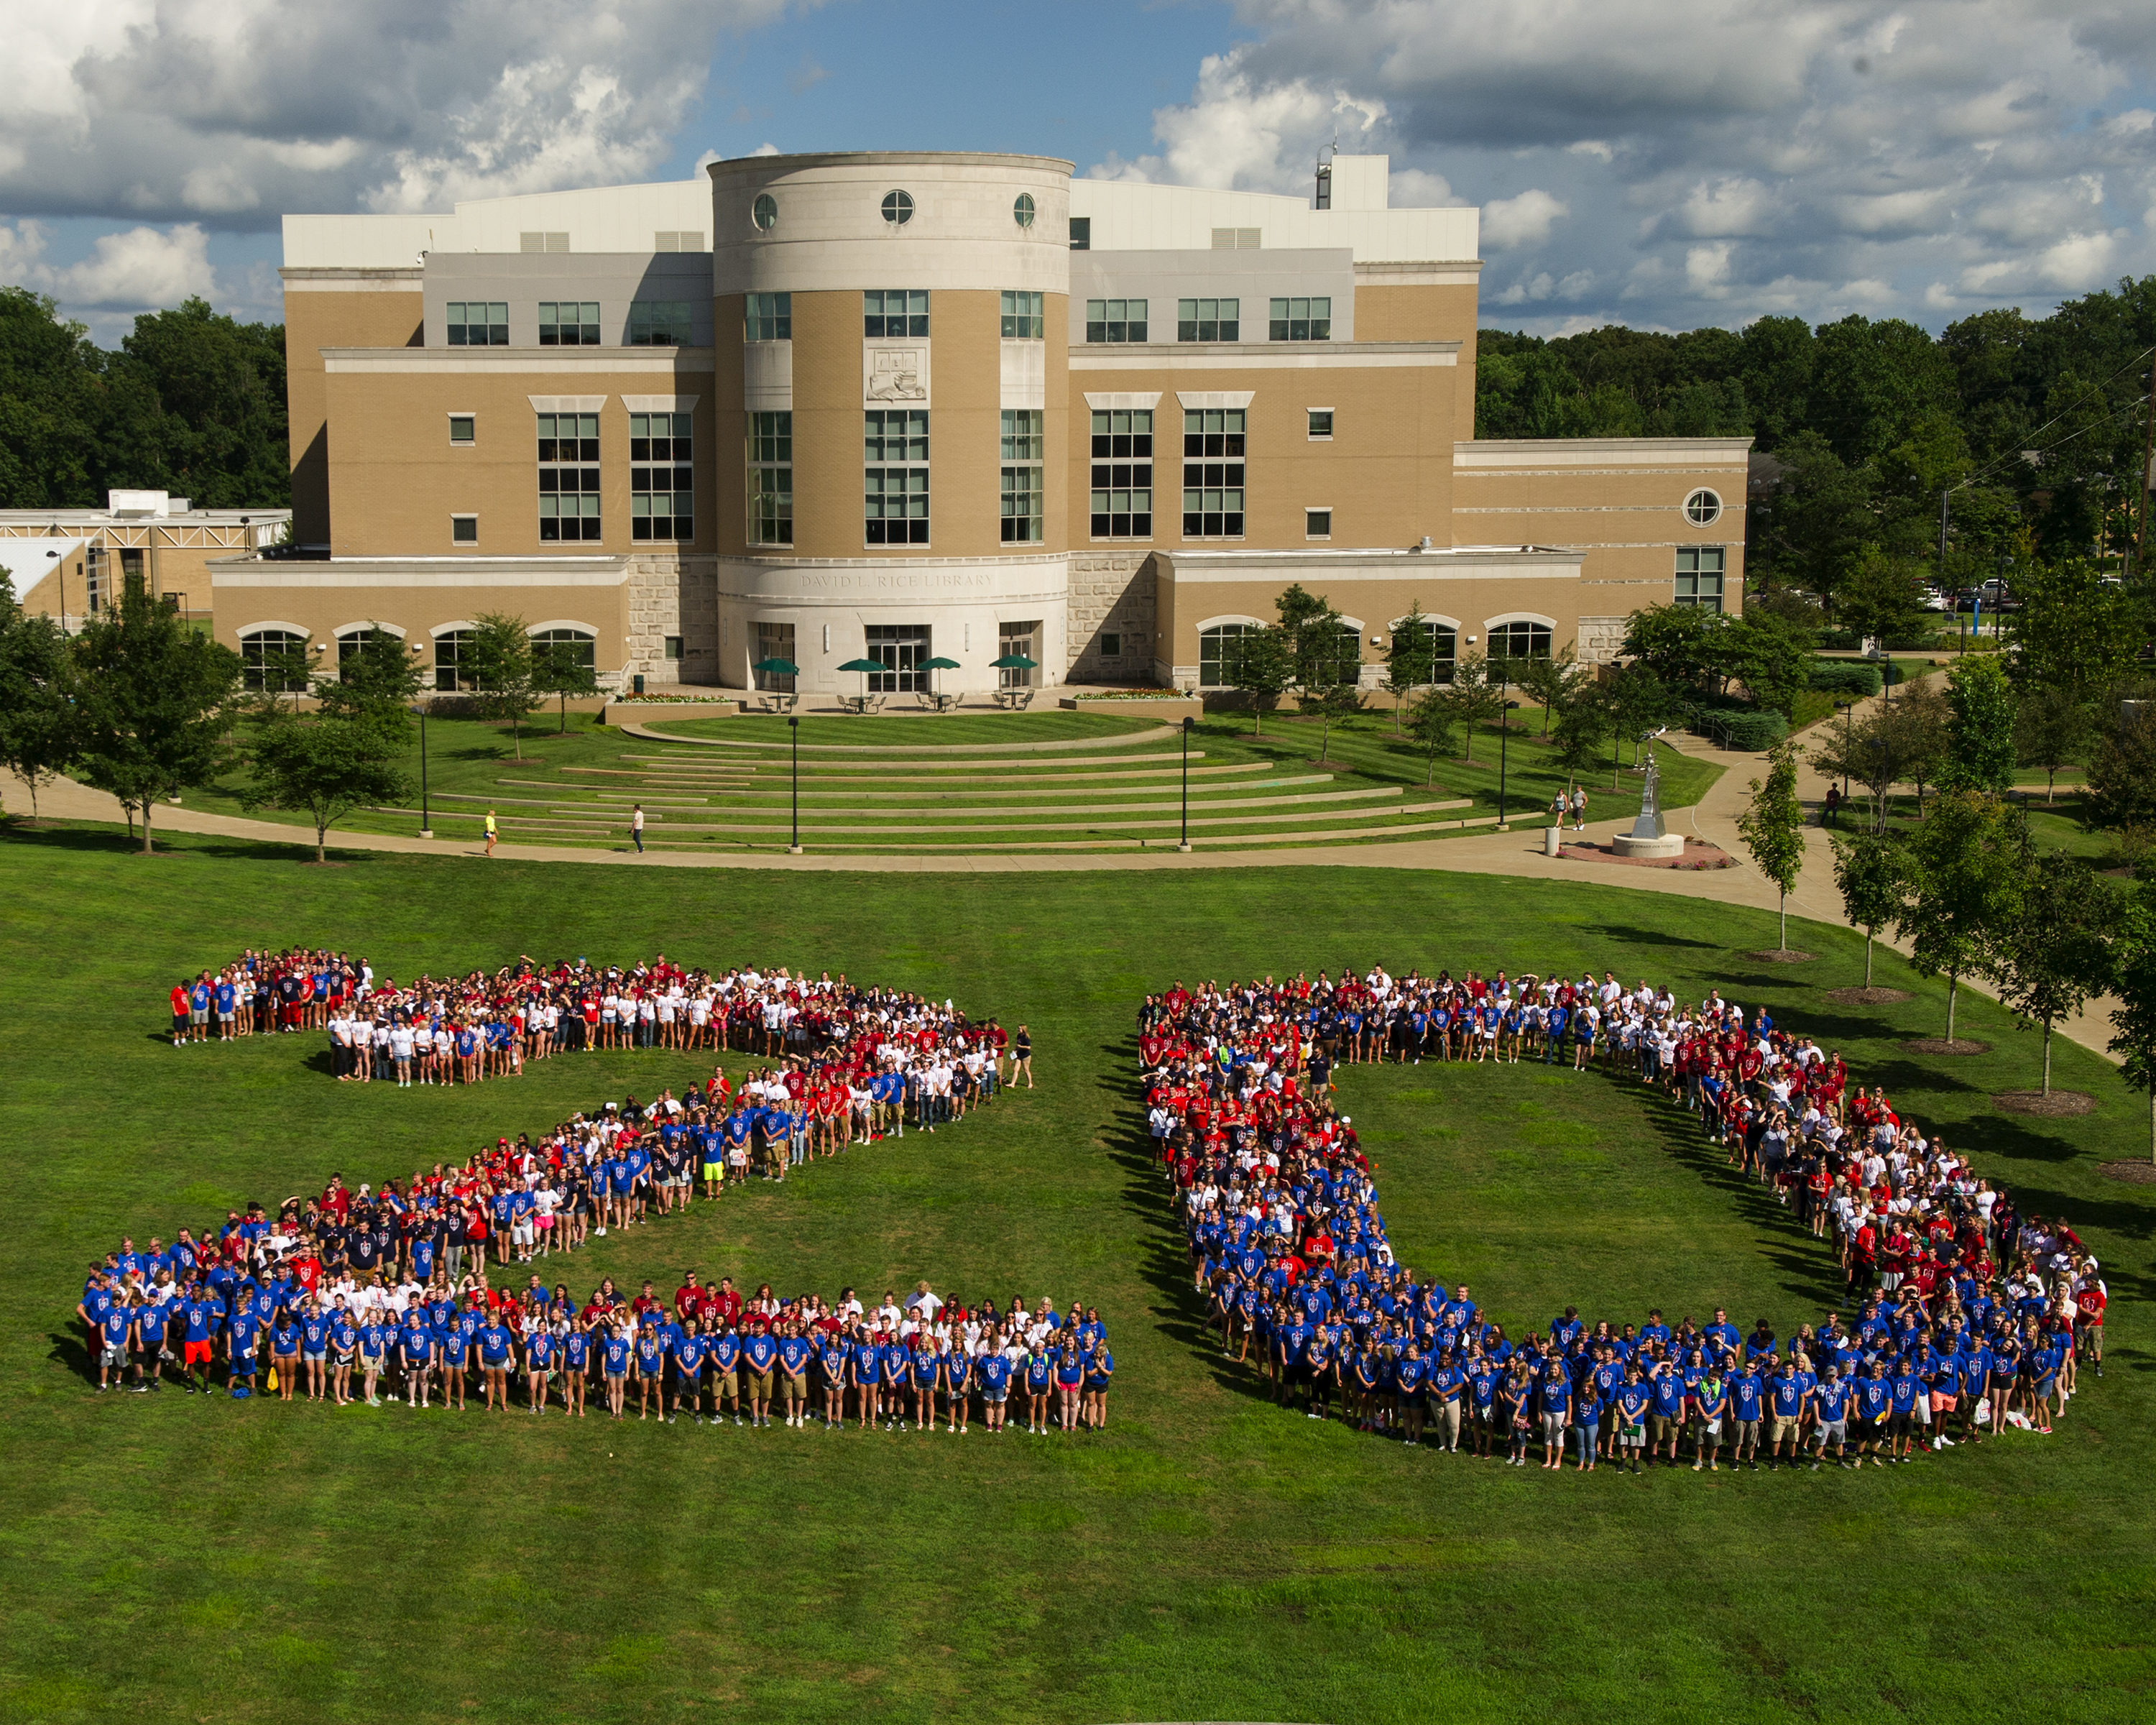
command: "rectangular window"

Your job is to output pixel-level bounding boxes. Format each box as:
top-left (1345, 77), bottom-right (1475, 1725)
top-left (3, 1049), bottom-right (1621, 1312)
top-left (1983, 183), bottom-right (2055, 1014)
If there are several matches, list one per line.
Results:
top-left (653, 231), bottom-right (704, 252)
top-left (627, 302), bottom-right (694, 346)
top-left (1000, 290), bottom-right (1044, 339)
top-left (1181, 409), bottom-right (1245, 539)
top-left (663, 635), bottom-right (683, 662)
top-left (448, 414), bottom-right (475, 445)
top-left (1211, 227), bottom-right (1261, 249)
top-left (631, 412), bottom-right (693, 542)
top-left (1176, 298), bottom-right (1240, 342)
top-left (1000, 409), bottom-right (1043, 544)
top-left (747, 410), bottom-right (792, 547)
top-left (745, 293), bottom-right (791, 342)
top-left (435, 630), bottom-right (471, 692)
top-left (1675, 546), bottom-right (1726, 610)
top-left (754, 622), bottom-right (797, 694)
top-left (1306, 509), bottom-right (1332, 540)
top-left (445, 302), bottom-right (507, 346)
top-left (1307, 408), bottom-right (1334, 440)
top-left (1100, 632), bottom-right (1122, 659)
top-left (865, 409), bottom-right (929, 545)
top-left (1268, 297), bottom-right (1332, 341)
top-left (520, 232), bottom-right (571, 253)
top-left (1069, 216), bottom-right (1091, 250)
top-left (998, 621), bottom-right (1039, 689)
top-left (538, 301), bottom-right (600, 346)
top-left (1088, 408), bottom-right (1153, 538)
top-left (537, 412), bottom-right (602, 542)
top-left (863, 290), bottom-right (929, 339)
top-left (1084, 298), bottom-right (1148, 344)
top-left (451, 515), bottom-right (478, 544)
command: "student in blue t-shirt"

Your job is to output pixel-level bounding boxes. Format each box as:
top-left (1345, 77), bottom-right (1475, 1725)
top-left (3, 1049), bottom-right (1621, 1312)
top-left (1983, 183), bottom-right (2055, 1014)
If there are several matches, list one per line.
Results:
top-left (525, 1324), bottom-right (556, 1416)
top-left (479, 1317), bottom-right (516, 1412)
top-left (1728, 1363), bottom-right (1766, 1469)
top-left (1536, 1361), bottom-right (1572, 1469)
top-left (400, 1322), bottom-right (435, 1408)
top-left (979, 1347), bottom-right (1013, 1433)
top-left (669, 1325), bottom-right (707, 1424)
top-left (1023, 1346), bottom-right (1054, 1434)
top-left (1613, 1367), bottom-right (1653, 1473)
top-left (600, 1326), bottom-right (633, 1420)
top-left (1811, 1367), bottom-right (1853, 1468)
top-left (776, 1329), bottom-right (811, 1427)
top-left (742, 1325), bottom-right (779, 1429)
top-left (1852, 1363), bottom-right (1892, 1466)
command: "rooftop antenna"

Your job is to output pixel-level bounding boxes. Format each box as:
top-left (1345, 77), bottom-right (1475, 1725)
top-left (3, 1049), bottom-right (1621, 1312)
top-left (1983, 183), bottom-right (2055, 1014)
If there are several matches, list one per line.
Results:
top-left (1315, 132), bottom-right (1336, 210)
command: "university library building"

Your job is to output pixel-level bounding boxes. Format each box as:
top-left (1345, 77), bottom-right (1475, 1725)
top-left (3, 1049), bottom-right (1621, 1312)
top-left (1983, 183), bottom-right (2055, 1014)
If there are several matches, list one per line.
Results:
top-left (11, 151), bottom-right (1749, 699)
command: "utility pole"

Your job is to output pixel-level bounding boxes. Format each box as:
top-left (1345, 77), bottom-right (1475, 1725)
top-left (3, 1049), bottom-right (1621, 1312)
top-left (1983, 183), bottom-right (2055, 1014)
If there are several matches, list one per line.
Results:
top-left (2139, 362), bottom-right (2155, 576)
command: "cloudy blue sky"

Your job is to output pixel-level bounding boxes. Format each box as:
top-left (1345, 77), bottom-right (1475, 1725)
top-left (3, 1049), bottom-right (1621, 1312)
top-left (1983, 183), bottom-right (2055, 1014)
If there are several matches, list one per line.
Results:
top-left (7, 0), bottom-right (2155, 340)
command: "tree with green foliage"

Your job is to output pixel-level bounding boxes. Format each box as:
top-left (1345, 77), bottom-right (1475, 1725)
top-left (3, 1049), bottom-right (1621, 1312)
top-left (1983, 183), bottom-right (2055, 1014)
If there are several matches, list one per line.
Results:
top-left (1222, 626), bottom-right (1294, 735)
top-left (2014, 684), bottom-right (2094, 804)
top-left (1296, 681), bottom-right (1363, 763)
top-left (2006, 559), bottom-right (2143, 697)
top-left (1746, 431), bottom-right (1879, 607)
top-left (2083, 704), bottom-right (2156, 836)
top-left (1940, 655), bottom-right (2017, 794)
top-left (1550, 681), bottom-right (1611, 783)
top-left (1836, 548), bottom-right (1930, 647)
top-left (1736, 737), bottom-right (1807, 951)
top-left (1377, 603), bottom-right (1437, 733)
top-left (239, 695), bottom-right (413, 864)
top-left (1603, 662), bottom-right (1675, 778)
top-left (1894, 789), bottom-right (2026, 1043)
top-left (1404, 685), bottom-right (1455, 787)
top-left (2108, 881), bottom-right (2156, 1162)
top-left (533, 640), bottom-right (602, 734)
top-left (1621, 604), bottom-right (1730, 692)
top-left (1830, 830), bottom-right (1904, 987)
top-left (1995, 852), bottom-right (2115, 1095)
top-left (0, 569), bottom-right (81, 818)
top-left (1726, 609), bottom-right (1815, 718)
top-left (68, 579), bottom-right (241, 852)
top-left (1811, 702), bottom-right (1900, 833)
top-left (1513, 638), bottom-right (1580, 737)
top-left (335, 625), bottom-right (427, 714)
top-left (461, 613), bottom-right (542, 759)
top-left (1886, 678), bottom-right (1952, 814)
top-left (1275, 584), bottom-right (1355, 691)
top-left (1441, 650), bottom-right (1504, 763)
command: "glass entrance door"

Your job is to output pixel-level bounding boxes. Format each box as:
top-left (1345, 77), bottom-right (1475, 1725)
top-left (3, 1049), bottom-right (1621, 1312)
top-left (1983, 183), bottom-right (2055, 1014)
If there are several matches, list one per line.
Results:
top-left (998, 620), bottom-right (1038, 689)
top-left (865, 624), bottom-right (929, 693)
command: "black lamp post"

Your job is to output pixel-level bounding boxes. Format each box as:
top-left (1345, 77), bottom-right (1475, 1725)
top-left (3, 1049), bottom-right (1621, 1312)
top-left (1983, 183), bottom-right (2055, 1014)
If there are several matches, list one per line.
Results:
top-left (787, 715), bottom-right (802, 854)
top-left (1834, 701), bottom-right (1853, 801)
top-left (1178, 715), bottom-right (1196, 852)
top-left (410, 703), bottom-right (433, 838)
top-left (1497, 699), bottom-right (1521, 830)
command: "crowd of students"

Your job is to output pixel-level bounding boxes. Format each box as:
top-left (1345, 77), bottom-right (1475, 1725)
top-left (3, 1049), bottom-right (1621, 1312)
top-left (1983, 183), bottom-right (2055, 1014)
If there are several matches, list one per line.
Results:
top-left (162, 947), bottom-right (1033, 1114)
top-left (1141, 966), bottom-right (2107, 1473)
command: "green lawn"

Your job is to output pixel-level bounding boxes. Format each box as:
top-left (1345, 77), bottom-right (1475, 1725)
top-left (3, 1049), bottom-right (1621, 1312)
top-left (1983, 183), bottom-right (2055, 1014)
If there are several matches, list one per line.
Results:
top-left (168, 705), bottom-right (1717, 855)
top-left (2, 822), bottom-right (2150, 1724)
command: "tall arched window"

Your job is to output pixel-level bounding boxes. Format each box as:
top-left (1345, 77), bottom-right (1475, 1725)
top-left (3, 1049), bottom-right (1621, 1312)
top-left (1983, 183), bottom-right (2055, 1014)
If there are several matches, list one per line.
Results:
top-left (240, 628), bottom-right (310, 693)
top-left (1487, 620), bottom-right (1552, 664)
top-left (434, 630), bottom-right (474, 692)
top-left (1199, 622), bottom-right (1259, 688)
top-left (1393, 618), bottom-right (1459, 684)
top-left (529, 627), bottom-right (596, 671)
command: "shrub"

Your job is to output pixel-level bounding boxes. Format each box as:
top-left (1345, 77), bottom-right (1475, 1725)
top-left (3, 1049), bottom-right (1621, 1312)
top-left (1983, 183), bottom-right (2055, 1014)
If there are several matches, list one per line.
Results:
top-left (1692, 708), bottom-right (1789, 751)
top-left (1807, 660), bottom-right (1882, 697)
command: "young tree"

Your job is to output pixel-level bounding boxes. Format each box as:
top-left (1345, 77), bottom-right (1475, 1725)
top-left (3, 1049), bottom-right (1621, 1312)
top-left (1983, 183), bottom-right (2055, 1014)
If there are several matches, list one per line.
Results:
top-left (2081, 704), bottom-right (2156, 836)
top-left (1442, 650), bottom-right (1504, 763)
top-left (2013, 684), bottom-right (2093, 804)
top-left (1223, 626), bottom-right (1295, 736)
top-left (239, 700), bottom-right (414, 863)
top-left (1736, 736), bottom-right (1807, 951)
top-left (1514, 638), bottom-right (1580, 737)
top-left (336, 625), bottom-right (427, 714)
top-left (1296, 680), bottom-right (1363, 761)
top-left (1837, 546), bottom-right (1929, 647)
top-left (1995, 852), bottom-right (2114, 1095)
top-left (1940, 654), bottom-right (2017, 794)
top-left (1405, 685), bottom-right (1456, 787)
top-left (1377, 604), bottom-right (1437, 734)
top-left (2006, 558), bottom-right (2142, 697)
top-left (533, 639), bottom-right (602, 733)
top-left (1894, 788), bottom-right (2025, 1043)
top-left (1811, 702), bottom-right (1900, 832)
top-left (1551, 681), bottom-right (1611, 782)
top-left (68, 581), bottom-right (241, 852)
top-left (1885, 678), bottom-right (1951, 814)
top-left (2108, 883), bottom-right (2156, 1163)
top-left (461, 612), bottom-right (542, 759)
top-left (1604, 662), bottom-right (1674, 778)
top-left (0, 572), bottom-right (80, 818)
top-left (1621, 603), bottom-right (1731, 693)
top-left (1275, 584), bottom-right (1353, 691)
top-left (1829, 830), bottom-right (1904, 987)
top-left (1727, 608), bottom-right (1816, 718)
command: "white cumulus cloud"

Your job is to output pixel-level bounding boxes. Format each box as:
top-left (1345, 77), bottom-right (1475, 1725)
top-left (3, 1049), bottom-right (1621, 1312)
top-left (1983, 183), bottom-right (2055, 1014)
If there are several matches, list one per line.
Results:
top-left (1482, 188), bottom-right (1568, 249)
top-left (0, 221), bottom-right (217, 309)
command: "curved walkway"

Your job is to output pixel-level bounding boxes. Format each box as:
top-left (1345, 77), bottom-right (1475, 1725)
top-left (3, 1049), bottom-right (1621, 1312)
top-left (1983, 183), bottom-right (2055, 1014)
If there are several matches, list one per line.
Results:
top-left (2, 675), bottom-right (2122, 1064)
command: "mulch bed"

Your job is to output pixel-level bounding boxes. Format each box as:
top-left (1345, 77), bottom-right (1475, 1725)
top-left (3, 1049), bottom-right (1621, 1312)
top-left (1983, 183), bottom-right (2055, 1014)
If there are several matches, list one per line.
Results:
top-left (1900, 1038), bottom-right (1991, 1057)
top-left (2099, 1160), bottom-right (2156, 1186)
top-left (1746, 949), bottom-right (1816, 963)
top-left (1992, 1090), bottom-right (2094, 1118)
top-left (1557, 836), bottom-right (1737, 871)
top-left (1824, 986), bottom-right (1913, 1006)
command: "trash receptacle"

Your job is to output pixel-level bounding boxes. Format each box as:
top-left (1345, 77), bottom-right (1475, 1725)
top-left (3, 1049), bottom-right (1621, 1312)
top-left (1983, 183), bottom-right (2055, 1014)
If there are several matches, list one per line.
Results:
top-left (632, 673), bottom-right (645, 695)
top-left (1544, 825), bottom-right (1562, 857)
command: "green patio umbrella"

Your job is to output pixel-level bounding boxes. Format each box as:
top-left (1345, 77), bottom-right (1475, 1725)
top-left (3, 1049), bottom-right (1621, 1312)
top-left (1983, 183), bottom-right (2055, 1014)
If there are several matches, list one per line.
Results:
top-left (989, 653), bottom-right (1037, 669)
top-left (837, 656), bottom-right (884, 705)
top-left (751, 654), bottom-right (798, 699)
top-left (921, 655), bottom-right (962, 702)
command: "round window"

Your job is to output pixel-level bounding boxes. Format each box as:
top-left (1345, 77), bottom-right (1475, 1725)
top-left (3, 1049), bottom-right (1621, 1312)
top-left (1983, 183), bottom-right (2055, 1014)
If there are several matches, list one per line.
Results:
top-left (881, 189), bottom-right (914, 226)
top-left (1013, 193), bottom-right (1036, 229)
top-left (752, 193), bottom-right (778, 232)
top-left (1684, 488), bottom-right (1722, 527)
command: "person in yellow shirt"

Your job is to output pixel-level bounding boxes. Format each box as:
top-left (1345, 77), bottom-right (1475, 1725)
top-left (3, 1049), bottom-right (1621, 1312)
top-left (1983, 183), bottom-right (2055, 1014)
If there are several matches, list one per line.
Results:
top-left (484, 809), bottom-right (498, 857)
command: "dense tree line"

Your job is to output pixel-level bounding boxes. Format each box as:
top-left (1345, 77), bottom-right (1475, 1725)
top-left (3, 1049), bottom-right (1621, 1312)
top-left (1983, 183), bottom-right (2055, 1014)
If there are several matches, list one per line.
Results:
top-left (1479, 280), bottom-right (2156, 597)
top-left (0, 289), bottom-right (288, 510)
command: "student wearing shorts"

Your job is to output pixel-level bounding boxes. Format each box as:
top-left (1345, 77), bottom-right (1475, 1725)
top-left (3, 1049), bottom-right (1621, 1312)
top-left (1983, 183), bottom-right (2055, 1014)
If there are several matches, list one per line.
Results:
top-left (777, 1326), bottom-right (812, 1427)
top-left (1811, 1366), bottom-right (1853, 1468)
top-left (1613, 1369), bottom-right (1651, 1473)
top-left (601, 1326), bottom-right (632, 1420)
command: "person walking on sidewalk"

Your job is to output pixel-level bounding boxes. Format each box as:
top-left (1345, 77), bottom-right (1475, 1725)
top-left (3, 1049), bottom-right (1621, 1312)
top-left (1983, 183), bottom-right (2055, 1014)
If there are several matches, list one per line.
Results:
top-left (632, 805), bottom-right (645, 854)
top-left (484, 809), bottom-right (498, 857)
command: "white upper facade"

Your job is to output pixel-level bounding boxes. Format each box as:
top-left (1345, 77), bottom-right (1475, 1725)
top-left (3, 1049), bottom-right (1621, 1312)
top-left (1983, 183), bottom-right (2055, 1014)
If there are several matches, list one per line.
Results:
top-left (282, 153), bottom-right (1479, 271)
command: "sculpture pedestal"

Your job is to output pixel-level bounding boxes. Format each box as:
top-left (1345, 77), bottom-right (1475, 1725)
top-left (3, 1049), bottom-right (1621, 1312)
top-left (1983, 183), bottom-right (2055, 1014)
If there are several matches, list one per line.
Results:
top-left (1612, 832), bottom-right (1686, 860)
